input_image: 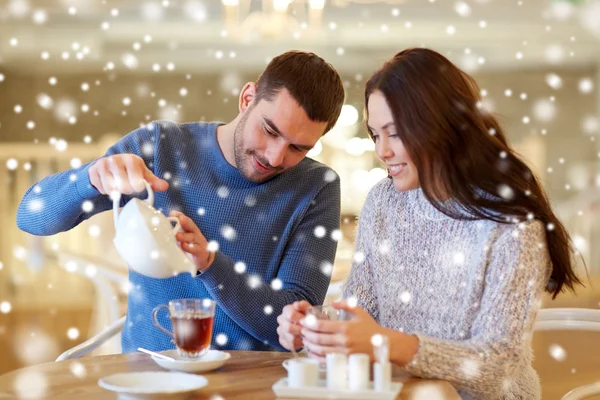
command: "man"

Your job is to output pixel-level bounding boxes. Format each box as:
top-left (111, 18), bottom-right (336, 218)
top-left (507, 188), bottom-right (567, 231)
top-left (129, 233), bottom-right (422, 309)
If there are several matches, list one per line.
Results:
top-left (17, 51), bottom-right (345, 352)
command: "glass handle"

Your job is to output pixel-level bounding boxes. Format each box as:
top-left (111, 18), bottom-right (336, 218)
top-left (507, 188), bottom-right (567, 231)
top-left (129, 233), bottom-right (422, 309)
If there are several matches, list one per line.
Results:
top-left (152, 304), bottom-right (174, 339)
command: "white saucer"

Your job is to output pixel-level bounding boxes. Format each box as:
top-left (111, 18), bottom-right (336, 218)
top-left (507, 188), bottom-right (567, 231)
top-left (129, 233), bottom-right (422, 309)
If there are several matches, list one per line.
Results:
top-left (98, 371), bottom-right (208, 399)
top-left (151, 350), bottom-right (231, 373)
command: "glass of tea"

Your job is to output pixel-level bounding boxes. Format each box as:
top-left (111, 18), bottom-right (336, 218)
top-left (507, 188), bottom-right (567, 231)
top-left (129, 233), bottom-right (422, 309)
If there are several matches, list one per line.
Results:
top-left (306, 305), bottom-right (353, 322)
top-left (152, 298), bottom-right (216, 359)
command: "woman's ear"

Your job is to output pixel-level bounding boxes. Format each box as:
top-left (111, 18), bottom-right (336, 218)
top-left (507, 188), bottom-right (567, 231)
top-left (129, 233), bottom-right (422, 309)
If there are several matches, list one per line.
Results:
top-left (239, 82), bottom-right (257, 113)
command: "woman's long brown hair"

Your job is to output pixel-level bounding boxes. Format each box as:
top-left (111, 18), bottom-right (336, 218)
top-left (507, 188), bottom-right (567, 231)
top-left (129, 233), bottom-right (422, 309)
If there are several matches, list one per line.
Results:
top-left (365, 48), bottom-right (582, 298)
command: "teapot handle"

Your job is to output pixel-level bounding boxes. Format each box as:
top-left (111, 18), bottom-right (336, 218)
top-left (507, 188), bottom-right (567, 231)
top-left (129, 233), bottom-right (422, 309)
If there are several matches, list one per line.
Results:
top-left (167, 217), bottom-right (183, 234)
top-left (112, 180), bottom-right (155, 231)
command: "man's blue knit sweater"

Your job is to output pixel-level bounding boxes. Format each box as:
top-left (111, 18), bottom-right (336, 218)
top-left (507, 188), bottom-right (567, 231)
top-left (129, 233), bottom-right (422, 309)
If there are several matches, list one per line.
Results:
top-left (16, 120), bottom-right (341, 352)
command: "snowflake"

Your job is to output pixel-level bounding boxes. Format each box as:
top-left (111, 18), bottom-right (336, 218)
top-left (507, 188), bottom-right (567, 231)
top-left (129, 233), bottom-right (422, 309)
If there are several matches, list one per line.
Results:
top-left (88, 225), bottom-right (101, 237)
top-left (347, 296), bottom-right (358, 308)
top-left (324, 169), bottom-right (337, 182)
top-left (399, 291), bottom-right (411, 304)
top-left (244, 195), bottom-right (257, 207)
top-left (84, 265), bottom-right (97, 277)
top-left (353, 252), bottom-right (365, 263)
top-left (549, 344), bottom-right (567, 361)
top-left (216, 186), bottom-right (230, 198)
top-left (14, 330), bottom-right (59, 365)
top-left (579, 78), bottom-right (594, 94)
top-left (248, 275), bottom-right (261, 289)
top-left (13, 370), bottom-right (48, 399)
top-left (215, 333), bottom-right (228, 346)
top-left (498, 184), bottom-right (514, 200)
top-left (0, 301), bottom-right (12, 314)
top-left (371, 334), bottom-right (383, 347)
top-left (264, 305), bottom-right (273, 315)
top-left (234, 262), bottom-right (247, 274)
top-left (453, 252), bottom-right (465, 265)
top-left (313, 226), bottom-right (326, 238)
top-left (330, 229), bottom-right (342, 241)
top-left (221, 225), bottom-right (237, 240)
top-left (320, 262), bottom-right (333, 276)
top-left (460, 359), bottom-right (481, 379)
top-left (546, 73), bottom-right (563, 89)
top-left (303, 314), bottom-right (318, 328)
top-left (28, 199), bottom-right (43, 212)
top-left (6, 158), bottom-right (18, 170)
top-left (271, 279), bottom-right (283, 290)
top-left (378, 239), bottom-right (391, 255)
top-left (207, 241), bottom-right (219, 252)
top-left (14, 246), bottom-right (27, 261)
top-left (502, 378), bottom-right (513, 392)
top-left (70, 362), bottom-right (87, 378)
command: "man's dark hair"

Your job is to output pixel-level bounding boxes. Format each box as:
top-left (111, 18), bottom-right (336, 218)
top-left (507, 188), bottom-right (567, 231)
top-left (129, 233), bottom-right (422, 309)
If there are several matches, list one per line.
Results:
top-left (255, 51), bottom-right (345, 134)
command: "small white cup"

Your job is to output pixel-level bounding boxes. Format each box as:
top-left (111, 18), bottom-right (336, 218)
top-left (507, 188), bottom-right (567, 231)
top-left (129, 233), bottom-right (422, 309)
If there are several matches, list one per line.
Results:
top-left (326, 353), bottom-right (348, 390)
top-left (348, 353), bottom-right (370, 391)
top-left (287, 358), bottom-right (319, 388)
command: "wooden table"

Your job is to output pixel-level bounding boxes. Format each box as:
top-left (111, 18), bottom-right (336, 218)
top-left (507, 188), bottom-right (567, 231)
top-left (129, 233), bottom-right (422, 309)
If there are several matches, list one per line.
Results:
top-left (0, 351), bottom-right (460, 399)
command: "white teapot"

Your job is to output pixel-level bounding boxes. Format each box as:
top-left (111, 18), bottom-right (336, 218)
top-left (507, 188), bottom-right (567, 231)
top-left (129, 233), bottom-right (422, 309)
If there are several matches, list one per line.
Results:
top-left (112, 180), bottom-right (197, 278)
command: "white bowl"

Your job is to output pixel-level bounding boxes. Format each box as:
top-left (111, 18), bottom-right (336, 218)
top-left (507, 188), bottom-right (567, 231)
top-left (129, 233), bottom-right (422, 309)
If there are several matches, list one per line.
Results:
top-left (152, 350), bottom-right (231, 373)
top-left (98, 371), bottom-right (208, 399)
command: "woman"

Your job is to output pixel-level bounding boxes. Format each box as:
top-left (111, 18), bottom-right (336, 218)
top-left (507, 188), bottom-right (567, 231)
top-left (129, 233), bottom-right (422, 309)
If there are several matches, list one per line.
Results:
top-left (276, 48), bottom-right (582, 399)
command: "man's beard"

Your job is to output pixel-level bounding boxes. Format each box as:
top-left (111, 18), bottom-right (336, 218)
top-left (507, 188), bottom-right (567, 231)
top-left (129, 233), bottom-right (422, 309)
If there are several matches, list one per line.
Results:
top-left (233, 109), bottom-right (282, 183)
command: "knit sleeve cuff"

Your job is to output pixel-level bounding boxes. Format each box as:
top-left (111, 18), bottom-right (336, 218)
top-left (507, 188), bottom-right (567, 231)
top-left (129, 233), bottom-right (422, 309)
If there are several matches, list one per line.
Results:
top-left (402, 333), bottom-right (434, 377)
top-left (197, 251), bottom-right (233, 288)
top-left (74, 162), bottom-right (101, 200)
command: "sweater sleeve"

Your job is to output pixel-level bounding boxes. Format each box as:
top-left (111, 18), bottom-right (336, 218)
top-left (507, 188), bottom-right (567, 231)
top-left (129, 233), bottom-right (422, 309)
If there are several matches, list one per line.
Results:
top-left (342, 184), bottom-right (381, 321)
top-left (402, 221), bottom-right (550, 399)
top-left (16, 124), bottom-right (158, 236)
top-left (197, 174), bottom-right (341, 350)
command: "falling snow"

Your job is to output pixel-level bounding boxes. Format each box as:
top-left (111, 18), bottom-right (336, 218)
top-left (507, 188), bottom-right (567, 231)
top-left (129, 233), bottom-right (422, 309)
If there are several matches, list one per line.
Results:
top-left (234, 262), bottom-right (246, 274)
top-left (399, 291), bottom-right (411, 304)
top-left (353, 251), bottom-right (365, 263)
top-left (221, 225), bottom-right (237, 240)
top-left (314, 225), bottom-right (326, 238)
top-left (549, 344), bottom-right (567, 361)
top-left (248, 275), bottom-right (261, 289)
top-left (460, 359), bottom-right (481, 379)
top-left (13, 370), bottom-right (48, 399)
top-left (216, 333), bottom-right (228, 346)
top-left (498, 184), bottom-right (515, 200)
top-left (271, 278), bottom-right (283, 290)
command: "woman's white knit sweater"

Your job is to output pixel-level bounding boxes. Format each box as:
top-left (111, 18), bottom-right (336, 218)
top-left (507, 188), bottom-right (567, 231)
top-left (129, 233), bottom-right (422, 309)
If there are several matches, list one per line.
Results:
top-left (343, 179), bottom-right (551, 399)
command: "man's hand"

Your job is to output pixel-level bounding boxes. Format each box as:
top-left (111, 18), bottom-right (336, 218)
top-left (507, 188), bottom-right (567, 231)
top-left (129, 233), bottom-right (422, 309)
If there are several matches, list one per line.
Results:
top-left (170, 211), bottom-right (216, 273)
top-left (277, 300), bottom-right (312, 352)
top-left (89, 154), bottom-right (168, 195)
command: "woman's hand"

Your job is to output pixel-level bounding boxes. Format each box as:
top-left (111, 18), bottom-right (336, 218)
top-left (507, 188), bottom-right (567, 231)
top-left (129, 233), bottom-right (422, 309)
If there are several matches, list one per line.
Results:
top-left (300, 299), bottom-right (419, 365)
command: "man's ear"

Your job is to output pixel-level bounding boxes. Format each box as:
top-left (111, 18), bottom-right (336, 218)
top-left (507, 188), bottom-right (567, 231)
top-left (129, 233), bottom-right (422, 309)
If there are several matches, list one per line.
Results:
top-left (239, 82), bottom-right (257, 113)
